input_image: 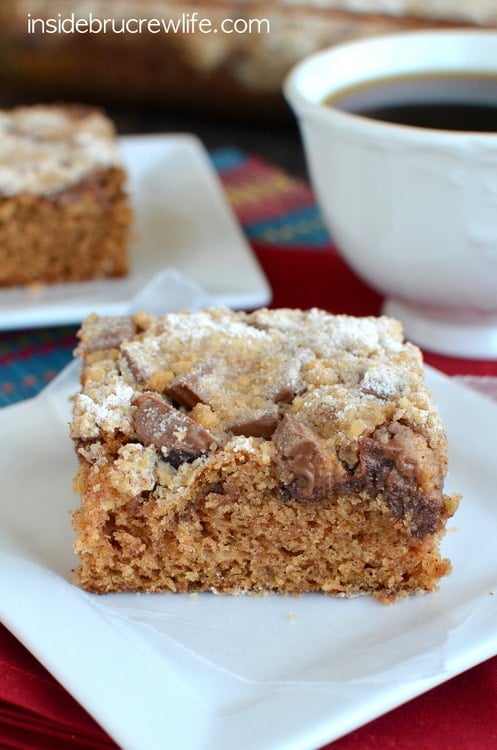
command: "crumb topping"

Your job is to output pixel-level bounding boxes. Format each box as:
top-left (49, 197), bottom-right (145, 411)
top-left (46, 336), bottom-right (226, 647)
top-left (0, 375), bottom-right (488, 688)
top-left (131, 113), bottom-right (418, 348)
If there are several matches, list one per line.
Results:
top-left (72, 306), bottom-right (443, 446)
top-left (0, 105), bottom-right (123, 196)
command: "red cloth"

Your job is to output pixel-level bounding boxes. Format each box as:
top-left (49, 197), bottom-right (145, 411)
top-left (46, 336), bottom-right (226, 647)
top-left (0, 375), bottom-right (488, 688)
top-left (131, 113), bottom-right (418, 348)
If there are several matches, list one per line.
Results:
top-left (0, 626), bottom-right (114, 749)
top-left (1, 242), bottom-right (496, 749)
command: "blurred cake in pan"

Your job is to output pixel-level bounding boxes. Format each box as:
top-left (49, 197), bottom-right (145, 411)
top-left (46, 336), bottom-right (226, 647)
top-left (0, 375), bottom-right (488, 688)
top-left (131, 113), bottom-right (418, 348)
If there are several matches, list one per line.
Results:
top-left (0, 1), bottom-right (494, 120)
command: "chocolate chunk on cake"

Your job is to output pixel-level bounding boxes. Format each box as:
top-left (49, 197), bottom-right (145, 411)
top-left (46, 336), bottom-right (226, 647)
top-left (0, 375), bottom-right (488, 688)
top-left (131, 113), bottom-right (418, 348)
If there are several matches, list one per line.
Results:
top-left (71, 307), bottom-right (459, 602)
top-left (0, 103), bottom-right (131, 287)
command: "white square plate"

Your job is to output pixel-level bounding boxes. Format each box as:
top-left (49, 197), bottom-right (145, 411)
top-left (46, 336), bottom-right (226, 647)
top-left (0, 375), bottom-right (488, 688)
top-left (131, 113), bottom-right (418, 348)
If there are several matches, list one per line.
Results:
top-left (0, 133), bottom-right (270, 330)
top-left (0, 364), bottom-right (496, 750)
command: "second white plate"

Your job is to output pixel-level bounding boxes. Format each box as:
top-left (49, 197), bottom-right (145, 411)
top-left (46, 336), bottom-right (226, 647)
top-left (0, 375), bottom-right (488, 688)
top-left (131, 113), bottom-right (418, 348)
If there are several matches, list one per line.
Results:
top-left (0, 133), bottom-right (271, 330)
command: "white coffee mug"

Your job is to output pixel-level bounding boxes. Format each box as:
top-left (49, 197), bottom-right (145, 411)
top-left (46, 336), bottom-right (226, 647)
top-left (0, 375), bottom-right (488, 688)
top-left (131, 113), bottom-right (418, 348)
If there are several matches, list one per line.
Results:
top-left (285, 30), bottom-right (497, 358)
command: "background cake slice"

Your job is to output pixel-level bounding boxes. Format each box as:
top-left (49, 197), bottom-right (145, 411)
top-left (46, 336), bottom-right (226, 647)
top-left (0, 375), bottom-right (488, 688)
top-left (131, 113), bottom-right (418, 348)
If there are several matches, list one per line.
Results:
top-left (0, 103), bottom-right (131, 287)
top-left (70, 307), bottom-right (459, 602)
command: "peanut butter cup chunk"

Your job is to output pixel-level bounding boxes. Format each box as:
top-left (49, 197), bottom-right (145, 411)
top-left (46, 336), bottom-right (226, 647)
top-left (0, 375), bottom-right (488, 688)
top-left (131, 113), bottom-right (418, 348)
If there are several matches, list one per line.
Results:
top-left (166, 361), bottom-right (219, 409)
top-left (272, 414), bottom-right (343, 500)
top-left (71, 307), bottom-right (459, 600)
top-left (227, 405), bottom-right (280, 439)
top-left (133, 391), bottom-right (215, 464)
top-left (75, 314), bottom-right (136, 356)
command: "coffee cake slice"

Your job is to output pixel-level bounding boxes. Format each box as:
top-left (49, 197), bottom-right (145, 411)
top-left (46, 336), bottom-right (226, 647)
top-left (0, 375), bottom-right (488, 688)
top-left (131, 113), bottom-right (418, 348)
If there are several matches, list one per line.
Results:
top-left (0, 103), bottom-right (131, 287)
top-left (70, 307), bottom-right (459, 602)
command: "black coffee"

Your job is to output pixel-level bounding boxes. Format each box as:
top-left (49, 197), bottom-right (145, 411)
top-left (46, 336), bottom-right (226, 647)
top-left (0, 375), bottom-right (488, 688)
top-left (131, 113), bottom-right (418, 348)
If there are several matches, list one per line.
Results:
top-left (325, 73), bottom-right (497, 132)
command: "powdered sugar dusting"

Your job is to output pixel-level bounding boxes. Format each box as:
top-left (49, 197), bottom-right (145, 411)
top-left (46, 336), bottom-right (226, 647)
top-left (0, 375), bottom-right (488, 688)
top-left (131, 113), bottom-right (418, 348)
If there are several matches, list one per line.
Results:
top-left (72, 306), bottom-right (434, 449)
top-left (72, 378), bottom-right (134, 438)
top-left (0, 105), bottom-right (123, 196)
top-left (361, 365), bottom-right (407, 399)
top-left (249, 308), bottom-right (403, 356)
top-left (156, 308), bottom-right (270, 344)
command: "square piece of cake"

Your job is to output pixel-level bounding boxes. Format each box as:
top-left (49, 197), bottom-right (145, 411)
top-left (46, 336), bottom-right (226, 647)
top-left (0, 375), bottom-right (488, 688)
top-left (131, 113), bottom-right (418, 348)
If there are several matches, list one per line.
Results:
top-left (71, 307), bottom-right (459, 602)
top-left (0, 103), bottom-right (131, 287)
